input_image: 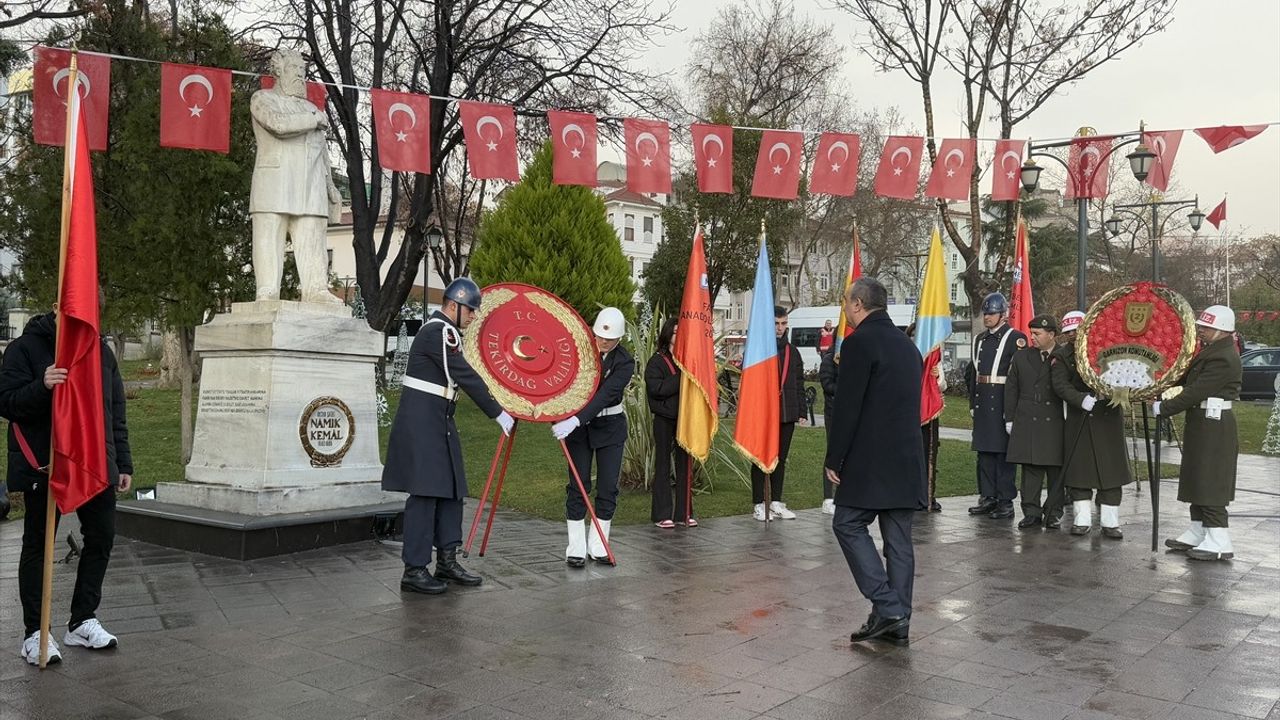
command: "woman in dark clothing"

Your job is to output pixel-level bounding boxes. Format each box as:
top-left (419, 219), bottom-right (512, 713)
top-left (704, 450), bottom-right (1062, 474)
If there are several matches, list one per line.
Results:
top-left (646, 317), bottom-right (693, 528)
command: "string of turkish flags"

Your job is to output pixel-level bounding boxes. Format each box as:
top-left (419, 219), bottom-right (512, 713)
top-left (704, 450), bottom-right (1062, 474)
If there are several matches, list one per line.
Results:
top-left (29, 46), bottom-right (1279, 203)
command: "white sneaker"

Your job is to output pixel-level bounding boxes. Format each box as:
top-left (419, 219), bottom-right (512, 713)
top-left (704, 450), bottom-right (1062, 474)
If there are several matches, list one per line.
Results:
top-left (21, 632), bottom-right (62, 666)
top-left (63, 618), bottom-right (117, 650)
top-left (821, 499), bottom-right (836, 515)
top-left (770, 501), bottom-right (797, 519)
top-left (753, 503), bottom-right (771, 522)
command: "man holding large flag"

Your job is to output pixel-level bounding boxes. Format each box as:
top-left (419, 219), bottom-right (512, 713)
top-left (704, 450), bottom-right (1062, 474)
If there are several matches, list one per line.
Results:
top-left (0, 62), bottom-right (133, 666)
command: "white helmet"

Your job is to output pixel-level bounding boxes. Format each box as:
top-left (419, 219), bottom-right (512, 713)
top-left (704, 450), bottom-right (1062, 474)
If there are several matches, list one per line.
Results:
top-left (1196, 305), bottom-right (1235, 332)
top-left (1060, 311), bottom-right (1086, 333)
top-left (593, 307), bottom-right (626, 339)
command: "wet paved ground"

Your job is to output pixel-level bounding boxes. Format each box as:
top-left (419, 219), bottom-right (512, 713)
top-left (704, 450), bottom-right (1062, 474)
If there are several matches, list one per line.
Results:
top-left (2, 455), bottom-right (1278, 720)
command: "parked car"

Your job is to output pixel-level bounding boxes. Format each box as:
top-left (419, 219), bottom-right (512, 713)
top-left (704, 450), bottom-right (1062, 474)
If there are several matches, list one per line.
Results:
top-left (1240, 347), bottom-right (1280, 400)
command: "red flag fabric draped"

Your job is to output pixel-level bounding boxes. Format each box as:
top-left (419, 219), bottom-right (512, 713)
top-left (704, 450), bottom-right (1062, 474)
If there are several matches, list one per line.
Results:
top-left (159, 63), bottom-right (231, 153)
top-left (1008, 217), bottom-right (1035, 338)
top-left (459, 101), bottom-right (519, 181)
top-left (990, 139), bottom-right (1025, 202)
top-left (920, 348), bottom-right (944, 424)
top-left (625, 118), bottom-right (672, 194)
top-left (52, 86), bottom-right (108, 514)
top-left (1141, 130), bottom-right (1182, 192)
top-left (810, 132), bottom-right (860, 197)
top-left (1065, 136), bottom-right (1111, 200)
top-left (1194, 125), bottom-right (1268, 153)
top-left (33, 47), bottom-right (111, 151)
top-left (259, 76), bottom-right (327, 110)
top-left (1207, 198), bottom-right (1227, 229)
top-left (370, 89), bottom-right (433, 174)
top-left (925, 138), bottom-right (976, 201)
top-left (547, 110), bottom-right (597, 186)
top-left (674, 228), bottom-right (719, 461)
top-left (873, 136), bottom-right (923, 199)
top-left (690, 124), bottom-right (733, 194)
top-left (751, 130), bottom-right (803, 199)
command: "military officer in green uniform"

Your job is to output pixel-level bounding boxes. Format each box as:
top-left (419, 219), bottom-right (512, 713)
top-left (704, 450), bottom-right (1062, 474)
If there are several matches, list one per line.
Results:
top-left (1050, 312), bottom-right (1132, 538)
top-left (1004, 314), bottom-right (1065, 529)
top-left (1156, 305), bottom-right (1242, 561)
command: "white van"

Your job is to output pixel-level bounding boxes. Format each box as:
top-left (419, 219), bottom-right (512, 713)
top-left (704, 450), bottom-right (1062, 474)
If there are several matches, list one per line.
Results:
top-left (787, 304), bottom-right (917, 371)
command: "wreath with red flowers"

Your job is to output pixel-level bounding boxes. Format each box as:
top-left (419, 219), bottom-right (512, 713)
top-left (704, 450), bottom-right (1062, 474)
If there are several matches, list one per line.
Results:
top-left (1076, 281), bottom-right (1196, 404)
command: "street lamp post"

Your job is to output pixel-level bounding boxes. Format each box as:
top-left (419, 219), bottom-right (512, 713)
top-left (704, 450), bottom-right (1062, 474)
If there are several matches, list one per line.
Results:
top-left (423, 225), bottom-right (445, 318)
top-left (1104, 195), bottom-right (1203, 283)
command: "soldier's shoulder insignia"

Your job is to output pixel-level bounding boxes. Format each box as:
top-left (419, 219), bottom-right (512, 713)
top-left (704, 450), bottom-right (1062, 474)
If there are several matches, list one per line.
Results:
top-left (1016, 338), bottom-right (1026, 348)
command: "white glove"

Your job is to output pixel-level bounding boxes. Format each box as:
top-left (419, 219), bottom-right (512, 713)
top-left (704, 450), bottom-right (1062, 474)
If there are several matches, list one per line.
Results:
top-left (969, 408), bottom-right (975, 418)
top-left (1152, 401), bottom-right (1162, 417)
top-left (495, 411), bottom-right (515, 436)
top-left (551, 416), bottom-right (581, 440)
top-left (1004, 421), bottom-right (1013, 435)
top-left (1082, 395), bottom-right (1097, 412)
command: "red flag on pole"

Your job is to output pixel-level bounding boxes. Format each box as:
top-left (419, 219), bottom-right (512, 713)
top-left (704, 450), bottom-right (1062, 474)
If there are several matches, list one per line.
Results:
top-left (458, 101), bottom-right (520, 181)
top-left (1065, 136), bottom-right (1111, 200)
top-left (674, 227), bottom-right (719, 462)
top-left (624, 118), bottom-right (672, 194)
top-left (159, 63), bottom-right (232, 153)
top-left (873, 136), bottom-right (923, 199)
top-left (33, 47), bottom-right (111, 151)
top-left (1207, 198), bottom-right (1227, 229)
top-left (690, 123), bottom-right (733, 194)
top-left (259, 75), bottom-right (327, 111)
top-left (810, 132), bottom-right (860, 197)
top-left (1194, 125), bottom-right (1268, 154)
top-left (751, 130), bottom-right (804, 200)
top-left (990, 139), bottom-right (1025, 202)
top-left (924, 138), bottom-right (976, 201)
top-left (1141, 130), bottom-right (1182, 192)
top-left (547, 110), bottom-right (597, 187)
top-left (1008, 217), bottom-right (1035, 339)
top-left (370, 89), bottom-right (433, 175)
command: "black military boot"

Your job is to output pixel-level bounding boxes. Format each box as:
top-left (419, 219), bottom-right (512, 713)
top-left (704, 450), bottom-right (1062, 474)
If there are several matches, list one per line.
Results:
top-left (968, 497), bottom-right (997, 515)
top-left (434, 547), bottom-right (483, 586)
top-left (989, 502), bottom-right (1015, 519)
top-left (401, 566), bottom-right (447, 595)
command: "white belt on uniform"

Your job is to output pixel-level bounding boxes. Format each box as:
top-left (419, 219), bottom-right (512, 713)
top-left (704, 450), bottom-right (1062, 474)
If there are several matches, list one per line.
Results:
top-left (1200, 399), bottom-right (1232, 409)
top-left (402, 375), bottom-right (458, 401)
top-left (596, 404), bottom-right (625, 417)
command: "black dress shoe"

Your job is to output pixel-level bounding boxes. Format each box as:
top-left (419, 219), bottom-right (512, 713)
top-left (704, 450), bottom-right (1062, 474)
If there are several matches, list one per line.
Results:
top-left (1044, 516), bottom-right (1061, 530)
top-left (1164, 537), bottom-right (1194, 551)
top-left (1101, 527), bottom-right (1123, 540)
top-left (850, 613), bottom-right (909, 643)
top-left (401, 566), bottom-right (447, 595)
top-left (878, 623), bottom-right (910, 646)
top-left (929, 501), bottom-right (942, 513)
top-left (1070, 524), bottom-right (1091, 536)
top-left (589, 554), bottom-right (616, 566)
top-left (1017, 515), bottom-right (1042, 529)
top-left (434, 547), bottom-right (483, 586)
top-left (968, 498), bottom-right (997, 515)
top-left (566, 556), bottom-right (586, 568)
top-left (989, 504), bottom-right (1015, 520)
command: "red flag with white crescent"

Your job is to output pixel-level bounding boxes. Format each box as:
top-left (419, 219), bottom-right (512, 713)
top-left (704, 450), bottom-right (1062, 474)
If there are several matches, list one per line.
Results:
top-left (548, 110), bottom-right (597, 187)
top-left (1207, 198), bottom-right (1227, 229)
top-left (873, 136), bottom-right (923, 199)
top-left (159, 63), bottom-right (232, 153)
top-left (459, 101), bottom-right (519, 181)
top-left (259, 75), bottom-right (327, 110)
top-left (924, 138), bottom-right (976, 201)
top-left (751, 129), bottom-right (803, 200)
top-left (32, 47), bottom-right (111, 151)
top-left (990, 139), bottom-right (1025, 202)
top-left (1141, 130), bottom-right (1182, 192)
top-left (1194, 125), bottom-right (1268, 154)
top-left (624, 118), bottom-right (671, 194)
top-left (690, 123), bottom-right (733, 194)
top-left (1065, 136), bottom-right (1111, 200)
top-left (810, 132), bottom-right (859, 197)
top-left (371, 89), bottom-right (432, 174)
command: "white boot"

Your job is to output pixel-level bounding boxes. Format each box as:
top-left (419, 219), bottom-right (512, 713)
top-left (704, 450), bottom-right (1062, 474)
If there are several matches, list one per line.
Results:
top-left (1099, 504), bottom-right (1123, 539)
top-left (565, 520), bottom-right (586, 567)
top-left (1070, 500), bottom-right (1092, 535)
top-left (1187, 527), bottom-right (1234, 561)
top-left (1166, 521), bottom-right (1205, 551)
top-left (587, 519), bottom-right (613, 564)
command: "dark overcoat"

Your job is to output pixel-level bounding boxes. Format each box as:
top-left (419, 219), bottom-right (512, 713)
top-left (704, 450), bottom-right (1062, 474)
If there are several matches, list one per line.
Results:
top-left (567, 345), bottom-right (634, 449)
top-left (778, 340), bottom-right (805, 424)
top-left (1160, 336), bottom-right (1242, 506)
top-left (1004, 346), bottom-right (1064, 467)
top-left (644, 350), bottom-right (679, 420)
top-left (969, 323), bottom-right (1025, 453)
top-left (1049, 341), bottom-right (1132, 490)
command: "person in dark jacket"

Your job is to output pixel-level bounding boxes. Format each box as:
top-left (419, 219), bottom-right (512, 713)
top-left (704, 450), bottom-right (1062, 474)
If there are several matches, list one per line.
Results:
top-left (825, 278), bottom-right (925, 646)
top-left (966, 292), bottom-right (1025, 520)
top-left (646, 317), bottom-right (692, 528)
top-left (818, 346), bottom-right (838, 515)
top-left (751, 306), bottom-right (806, 521)
top-left (382, 279), bottom-right (514, 594)
top-left (552, 307), bottom-right (634, 566)
top-left (0, 311), bottom-right (133, 665)
top-left (1004, 314), bottom-right (1065, 529)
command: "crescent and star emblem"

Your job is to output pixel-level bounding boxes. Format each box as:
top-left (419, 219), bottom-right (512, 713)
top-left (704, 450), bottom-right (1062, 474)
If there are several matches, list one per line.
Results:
top-left (634, 131), bottom-right (659, 167)
top-left (1000, 149), bottom-right (1021, 180)
top-left (826, 140), bottom-right (849, 172)
top-left (942, 147), bottom-right (965, 177)
top-left (388, 102), bottom-right (417, 143)
top-left (475, 115), bottom-right (504, 152)
top-left (889, 145), bottom-right (913, 176)
top-left (561, 123), bottom-right (586, 159)
top-left (768, 141), bottom-right (791, 175)
top-left (1152, 135), bottom-right (1167, 163)
top-left (177, 73), bottom-right (214, 117)
top-left (701, 133), bottom-right (724, 168)
top-left (511, 335), bottom-right (540, 361)
top-left (52, 68), bottom-right (91, 103)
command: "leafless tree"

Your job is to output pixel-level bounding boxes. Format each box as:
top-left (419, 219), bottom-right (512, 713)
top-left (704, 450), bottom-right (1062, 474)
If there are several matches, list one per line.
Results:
top-left (0, 0), bottom-right (85, 31)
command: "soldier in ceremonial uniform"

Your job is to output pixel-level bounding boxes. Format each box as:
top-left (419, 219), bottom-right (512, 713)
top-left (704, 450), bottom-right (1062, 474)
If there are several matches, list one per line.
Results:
top-left (552, 307), bottom-right (634, 567)
top-left (1049, 311), bottom-right (1131, 538)
top-left (1004, 314), bottom-right (1065, 529)
top-left (1156, 305), bottom-right (1243, 561)
top-left (966, 293), bottom-right (1025, 519)
top-left (383, 278), bottom-right (515, 595)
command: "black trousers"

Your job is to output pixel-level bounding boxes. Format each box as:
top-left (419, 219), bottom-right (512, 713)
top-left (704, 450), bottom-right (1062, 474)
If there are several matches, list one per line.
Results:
top-left (1068, 486), bottom-right (1122, 505)
top-left (922, 420), bottom-right (940, 505)
top-left (21, 486), bottom-right (116, 636)
top-left (751, 422), bottom-right (796, 504)
top-left (822, 412), bottom-right (834, 500)
top-left (832, 506), bottom-right (914, 619)
top-left (1020, 465), bottom-right (1064, 520)
top-left (651, 415), bottom-right (692, 522)
top-left (565, 436), bottom-right (623, 521)
top-left (401, 495), bottom-right (463, 568)
top-left (1189, 504), bottom-right (1228, 528)
top-left (977, 451), bottom-right (1017, 503)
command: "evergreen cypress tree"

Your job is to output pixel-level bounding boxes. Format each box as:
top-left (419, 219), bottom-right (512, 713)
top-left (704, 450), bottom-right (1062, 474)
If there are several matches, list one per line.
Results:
top-left (471, 144), bottom-right (634, 325)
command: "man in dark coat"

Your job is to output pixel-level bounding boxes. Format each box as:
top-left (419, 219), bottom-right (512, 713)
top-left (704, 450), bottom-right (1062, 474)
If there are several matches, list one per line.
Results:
top-left (1157, 305), bottom-right (1242, 561)
top-left (750, 306), bottom-right (806, 521)
top-left (383, 278), bottom-right (513, 594)
top-left (0, 311), bottom-right (133, 665)
top-left (552, 307), bottom-right (634, 566)
top-left (1049, 317), bottom-right (1132, 539)
top-left (825, 278), bottom-right (925, 646)
top-left (967, 292), bottom-right (1025, 519)
top-left (1005, 314), bottom-right (1065, 529)
top-left (818, 346), bottom-right (838, 515)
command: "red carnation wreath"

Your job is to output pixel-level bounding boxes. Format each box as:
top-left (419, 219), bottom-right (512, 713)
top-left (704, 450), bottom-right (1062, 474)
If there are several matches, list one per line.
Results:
top-left (1076, 281), bottom-right (1197, 403)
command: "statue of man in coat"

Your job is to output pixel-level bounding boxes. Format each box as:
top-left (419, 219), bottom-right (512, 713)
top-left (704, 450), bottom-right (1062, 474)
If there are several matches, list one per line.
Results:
top-left (249, 48), bottom-right (344, 305)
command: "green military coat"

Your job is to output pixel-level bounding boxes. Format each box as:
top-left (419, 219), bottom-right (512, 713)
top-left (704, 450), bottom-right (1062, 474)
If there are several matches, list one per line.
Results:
top-left (1159, 336), bottom-right (1242, 506)
top-left (1004, 346), bottom-right (1064, 467)
top-left (1049, 341), bottom-right (1133, 490)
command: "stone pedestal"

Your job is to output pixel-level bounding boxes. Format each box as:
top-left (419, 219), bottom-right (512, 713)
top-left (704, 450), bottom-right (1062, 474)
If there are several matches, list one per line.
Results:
top-left (157, 301), bottom-right (402, 515)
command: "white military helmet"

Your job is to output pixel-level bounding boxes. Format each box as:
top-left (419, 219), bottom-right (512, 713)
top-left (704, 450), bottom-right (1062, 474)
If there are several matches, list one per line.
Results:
top-left (593, 307), bottom-right (626, 340)
top-left (1060, 311), bottom-right (1086, 334)
top-left (1196, 305), bottom-right (1235, 332)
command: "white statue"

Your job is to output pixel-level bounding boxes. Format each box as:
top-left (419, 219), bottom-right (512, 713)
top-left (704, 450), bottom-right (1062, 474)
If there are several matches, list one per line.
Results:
top-left (249, 49), bottom-right (343, 305)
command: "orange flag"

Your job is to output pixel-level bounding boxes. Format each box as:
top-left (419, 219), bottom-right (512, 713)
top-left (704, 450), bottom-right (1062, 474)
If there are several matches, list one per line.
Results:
top-left (674, 227), bottom-right (719, 461)
top-left (1008, 216), bottom-right (1035, 339)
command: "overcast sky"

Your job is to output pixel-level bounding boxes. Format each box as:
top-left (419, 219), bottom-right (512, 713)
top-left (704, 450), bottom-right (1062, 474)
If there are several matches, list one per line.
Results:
top-left (636, 0), bottom-right (1280, 238)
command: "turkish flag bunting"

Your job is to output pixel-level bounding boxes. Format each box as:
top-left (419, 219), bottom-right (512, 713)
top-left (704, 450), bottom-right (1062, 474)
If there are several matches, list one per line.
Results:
top-left (547, 110), bottom-right (597, 186)
top-left (810, 132), bottom-right (860, 197)
top-left (1207, 198), bottom-right (1227, 229)
top-left (751, 130), bottom-right (804, 200)
top-left (925, 138), bottom-right (976, 201)
top-left (1064, 136), bottom-right (1111, 200)
top-left (259, 76), bottom-right (327, 111)
top-left (1141, 130), bottom-right (1182, 192)
top-left (1240, 311), bottom-right (1253, 321)
top-left (690, 123), bottom-right (733, 194)
top-left (873, 136), bottom-right (923, 199)
top-left (990, 139), bottom-right (1026, 201)
top-left (1194, 125), bottom-right (1268, 154)
top-left (370, 89), bottom-right (432, 174)
top-left (624, 118), bottom-right (671, 194)
top-left (458, 101), bottom-right (519, 181)
top-left (33, 47), bottom-right (111, 151)
top-left (159, 63), bottom-right (232, 153)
